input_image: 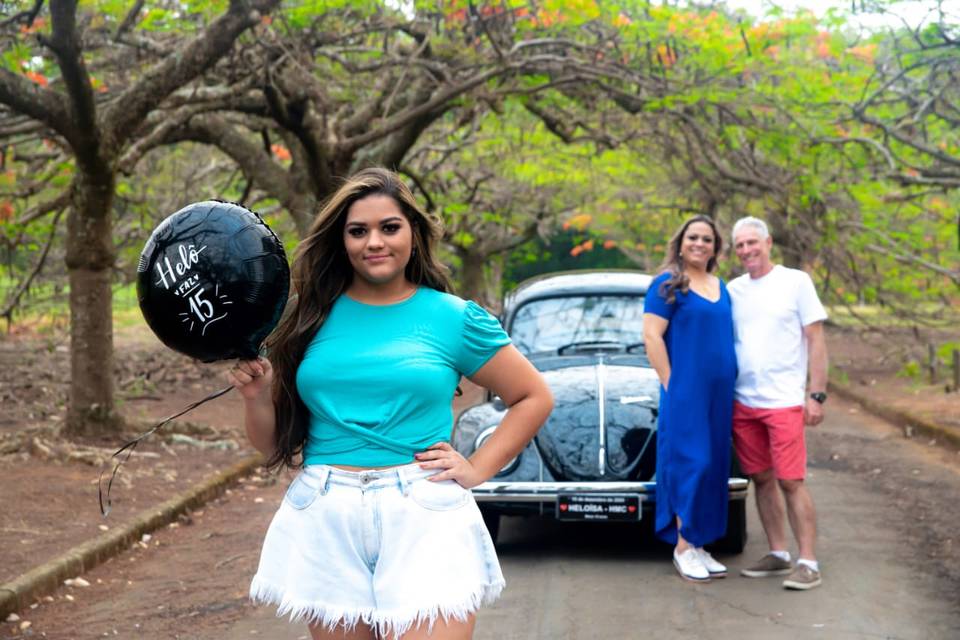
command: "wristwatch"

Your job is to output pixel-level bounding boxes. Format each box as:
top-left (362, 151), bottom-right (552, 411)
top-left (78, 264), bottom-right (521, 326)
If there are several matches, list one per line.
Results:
top-left (809, 391), bottom-right (827, 404)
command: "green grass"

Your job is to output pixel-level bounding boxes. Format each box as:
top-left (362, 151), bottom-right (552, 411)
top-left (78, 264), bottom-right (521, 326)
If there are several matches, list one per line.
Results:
top-left (112, 284), bottom-right (147, 330)
top-left (1, 280), bottom-right (146, 335)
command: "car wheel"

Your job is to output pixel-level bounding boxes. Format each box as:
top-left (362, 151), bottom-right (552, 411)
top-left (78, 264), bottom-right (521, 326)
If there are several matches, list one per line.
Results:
top-left (480, 506), bottom-right (500, 544)
top-left (712, 500), bottom-right (747, 554)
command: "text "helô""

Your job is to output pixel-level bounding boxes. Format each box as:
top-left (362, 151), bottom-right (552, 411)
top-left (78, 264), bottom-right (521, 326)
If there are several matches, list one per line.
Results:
top-left (155, 244), bottom-right (207, 290)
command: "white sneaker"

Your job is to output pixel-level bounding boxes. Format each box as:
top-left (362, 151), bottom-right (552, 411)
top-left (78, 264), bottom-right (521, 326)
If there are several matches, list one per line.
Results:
top-left (695, 548), bottom-right (727, 577)
top-left (673, 548), bottom-right (711, 582)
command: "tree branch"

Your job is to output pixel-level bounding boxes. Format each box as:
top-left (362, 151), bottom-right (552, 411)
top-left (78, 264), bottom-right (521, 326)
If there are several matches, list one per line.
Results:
top-left (45, 0), bottom-right (98, 148)
top-left (0, 69), bottom-right (73, 140)
top-left (115, 0), bottom-right (145, 38)
top-left (1, 207), bottom-right (65, 320)
top-left (0, 0), bottom-right (44, 28)
top-left (11, 191), bottom-right (71, 226)
top-left (340, 66), bottom-right (504, 154)
top-left (102, 0), bottom-right (281, 150)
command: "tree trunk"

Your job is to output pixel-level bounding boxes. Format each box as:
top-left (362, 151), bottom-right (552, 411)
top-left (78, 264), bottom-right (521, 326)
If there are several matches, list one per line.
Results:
top-left (64, 172), bottom-right (121, 436)
top-left (486, 258), bottom-right (504, 314)
top-left (457, 249), bottom-right (501, 310)
top-left (0, 0), bottom-right (280, 436)
top-left (289, 191), bottom-right (318, 238)
top-left (768, 210), bottom-right (804, 270)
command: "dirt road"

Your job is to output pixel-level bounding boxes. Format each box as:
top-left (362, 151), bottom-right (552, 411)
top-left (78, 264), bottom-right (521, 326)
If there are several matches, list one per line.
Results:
top-left (4, 398), bottom-right (959, 640)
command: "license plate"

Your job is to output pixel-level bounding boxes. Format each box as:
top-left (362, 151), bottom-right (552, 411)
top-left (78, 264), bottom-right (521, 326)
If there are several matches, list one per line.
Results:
top-left (556, 493), bottom-right (641, 521)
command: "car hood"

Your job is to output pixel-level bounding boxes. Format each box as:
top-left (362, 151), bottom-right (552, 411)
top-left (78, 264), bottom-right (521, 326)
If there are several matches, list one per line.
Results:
top-left (530, 353), bottom-right (660, 481)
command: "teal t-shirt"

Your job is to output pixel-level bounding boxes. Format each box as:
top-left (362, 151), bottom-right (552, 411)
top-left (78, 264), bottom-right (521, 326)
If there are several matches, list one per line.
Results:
top-left (296, 287), bottom-right (511, 467)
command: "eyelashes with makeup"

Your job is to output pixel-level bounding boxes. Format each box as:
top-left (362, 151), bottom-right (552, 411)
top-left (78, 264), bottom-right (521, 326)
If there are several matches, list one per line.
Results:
top-left (347, 223), bottom-right (403, 237)
top-left (685, 234), bottom-right (714, 243)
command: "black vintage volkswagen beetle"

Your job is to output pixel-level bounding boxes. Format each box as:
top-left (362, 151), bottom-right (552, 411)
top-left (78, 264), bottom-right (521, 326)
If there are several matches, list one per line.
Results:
top-left (452, 270), bottom-right (749, 552)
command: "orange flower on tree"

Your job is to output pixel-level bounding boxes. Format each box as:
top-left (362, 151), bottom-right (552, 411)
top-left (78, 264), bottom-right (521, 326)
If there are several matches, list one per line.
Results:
top-left (24, 70), bottom-right (48, 87)
top-left (815, 31), bottom-right (832, 59)
top-left (0, 201), bottom-right (13, 222)
top-left (570, 239), bottom-right (597, 257)
top-left (565, 213), bottom-right (593, 231)
top-left (19, 17), bottom-right (45, 34)
top-left (446, 8), bottom-right (467, 24)
top-left (535, 8), bottom-right (563, 27)
top-left (91, 76), bottom-right (108, 93)
top-left (657, 43), bottom-right (677, 67)
top-left (271, 144), bottom-right (291, 161)
top-left (846, 43), bottom-right (876, 64)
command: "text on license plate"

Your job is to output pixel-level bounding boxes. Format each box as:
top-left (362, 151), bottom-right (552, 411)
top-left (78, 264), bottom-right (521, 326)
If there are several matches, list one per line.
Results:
top-left (556, 493), bottom-right (641, 521)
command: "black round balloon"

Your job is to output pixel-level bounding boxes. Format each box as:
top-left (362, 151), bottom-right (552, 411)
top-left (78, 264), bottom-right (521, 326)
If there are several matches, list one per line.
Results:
top-left (136, 201), bottom-right (290, 362)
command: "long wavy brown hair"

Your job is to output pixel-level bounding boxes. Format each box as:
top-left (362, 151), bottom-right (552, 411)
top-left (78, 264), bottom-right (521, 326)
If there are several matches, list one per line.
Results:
top-left (657, 214), bottom-right (723, 304)
top-left (264, 168), bottom-right (453, 471)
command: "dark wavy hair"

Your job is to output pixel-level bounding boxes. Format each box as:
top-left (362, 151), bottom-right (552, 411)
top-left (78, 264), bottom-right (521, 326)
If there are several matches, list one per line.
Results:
top-left (657, 214), bottom-right (723, 305)
top-left (263, 168), bottom-right (453, 471)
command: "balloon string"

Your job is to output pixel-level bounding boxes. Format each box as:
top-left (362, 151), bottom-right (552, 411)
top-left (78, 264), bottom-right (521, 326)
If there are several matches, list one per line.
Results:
top-left (98, 384), bottom-right (236, 517)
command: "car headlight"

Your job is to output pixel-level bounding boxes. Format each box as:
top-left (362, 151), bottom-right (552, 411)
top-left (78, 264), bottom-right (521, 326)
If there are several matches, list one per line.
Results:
top-left (474, 425), bottom-right (520, 476)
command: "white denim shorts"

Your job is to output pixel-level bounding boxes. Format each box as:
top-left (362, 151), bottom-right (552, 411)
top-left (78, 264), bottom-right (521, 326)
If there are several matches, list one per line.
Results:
top-left (249, 463), bottom-right (504, 638)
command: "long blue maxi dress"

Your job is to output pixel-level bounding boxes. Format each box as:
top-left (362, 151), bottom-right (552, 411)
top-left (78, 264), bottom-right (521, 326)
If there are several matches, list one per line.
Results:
top-left (643, 271), bottom-right (737, 547)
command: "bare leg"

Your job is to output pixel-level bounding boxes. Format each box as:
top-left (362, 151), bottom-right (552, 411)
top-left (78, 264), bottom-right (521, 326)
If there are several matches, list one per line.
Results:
top-left (675, 515), bottom-right (692, 553)
top-left (780, 478), bottom-right (817, 561)
top-left (753, 469), bottom-right (789, 552)
top-left (309, 622), bottom-right (376, 640)
top-left (399, 613), bottom-right (476, 640)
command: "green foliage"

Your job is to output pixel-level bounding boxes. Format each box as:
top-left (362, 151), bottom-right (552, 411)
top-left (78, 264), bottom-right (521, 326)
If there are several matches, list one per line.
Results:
top-left (830, 365), bottom-right (850, 385)
top-left (937, 342), bottom-right (960, 362)
top-left (897, 360), bottom-right (920, 379)
top-left (0, 0), bottom-right (957, 328)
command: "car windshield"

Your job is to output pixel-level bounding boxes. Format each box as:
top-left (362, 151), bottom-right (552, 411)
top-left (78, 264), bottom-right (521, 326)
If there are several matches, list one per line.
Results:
top-left (509, 294), bottom-right (645, 355)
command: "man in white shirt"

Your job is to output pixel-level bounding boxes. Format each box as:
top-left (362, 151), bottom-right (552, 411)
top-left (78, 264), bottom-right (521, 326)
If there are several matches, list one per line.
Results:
top-left (727, 217), bottom-right (829, 590)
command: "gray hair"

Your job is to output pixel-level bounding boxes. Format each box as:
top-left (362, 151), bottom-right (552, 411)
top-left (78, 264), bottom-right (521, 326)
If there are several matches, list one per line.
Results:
top-left (732, 216), bottom-right (770, 242)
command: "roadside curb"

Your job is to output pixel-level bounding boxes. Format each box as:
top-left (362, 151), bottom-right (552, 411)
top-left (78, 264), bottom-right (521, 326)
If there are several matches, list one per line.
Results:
top-left (0, 453), bottom-right (263, 619)
top-left (828, 380), bottom-right (960, 450)
top-left (2, 384), bottom-right (954, 619)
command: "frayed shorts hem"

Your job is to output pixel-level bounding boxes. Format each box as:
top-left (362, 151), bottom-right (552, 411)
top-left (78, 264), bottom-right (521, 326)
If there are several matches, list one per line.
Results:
top-left (249, 575), bottom-right (505, 638)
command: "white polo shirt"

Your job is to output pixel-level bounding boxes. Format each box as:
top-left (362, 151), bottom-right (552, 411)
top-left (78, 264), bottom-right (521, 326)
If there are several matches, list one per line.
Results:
top-left (728, 265), bottom-right (827, 408)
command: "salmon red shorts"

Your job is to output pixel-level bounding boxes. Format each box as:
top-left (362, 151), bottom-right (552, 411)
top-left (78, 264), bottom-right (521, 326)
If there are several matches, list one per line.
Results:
top-left (732, 402), bottom-right (806, 480)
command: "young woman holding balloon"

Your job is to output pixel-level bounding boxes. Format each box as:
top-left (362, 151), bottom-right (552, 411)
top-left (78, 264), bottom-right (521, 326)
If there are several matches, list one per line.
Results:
top-left (229, 168), bottom-right (554, 640)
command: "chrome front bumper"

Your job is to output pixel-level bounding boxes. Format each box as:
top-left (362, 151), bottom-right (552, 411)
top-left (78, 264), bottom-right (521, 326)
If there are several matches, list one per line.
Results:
top-left (471, 478), bottom-right (749, 503)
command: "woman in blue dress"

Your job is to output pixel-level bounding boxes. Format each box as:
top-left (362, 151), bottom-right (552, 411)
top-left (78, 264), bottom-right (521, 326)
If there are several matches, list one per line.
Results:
top-left (642, 215), bottom-right (737, 583)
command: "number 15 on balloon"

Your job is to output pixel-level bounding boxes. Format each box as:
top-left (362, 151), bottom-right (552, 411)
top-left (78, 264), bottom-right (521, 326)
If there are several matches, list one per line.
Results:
top-left (180, 283), bottom-right (231, 335)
